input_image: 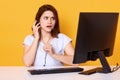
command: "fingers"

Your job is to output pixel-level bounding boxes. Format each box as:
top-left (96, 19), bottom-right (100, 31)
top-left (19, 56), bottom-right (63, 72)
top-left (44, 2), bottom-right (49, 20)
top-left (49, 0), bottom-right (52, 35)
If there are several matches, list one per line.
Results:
top-left (43, 44), bottom-right (50, 50)
top-left (33, 20), bottom-right (37, 26)
top-left (32, 21), bottom-right (41, 38)
top-left (36, 23), bottom-right (40, 27)
top-left (43, 44), bottom-right (53, 52)
top-left (32, 21), bottom-right (40, 29)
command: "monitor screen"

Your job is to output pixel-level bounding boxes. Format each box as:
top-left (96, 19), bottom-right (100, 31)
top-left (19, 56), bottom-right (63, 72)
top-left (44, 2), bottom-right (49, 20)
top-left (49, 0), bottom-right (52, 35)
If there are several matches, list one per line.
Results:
top-left (73, 12), bottom-right (119, 74)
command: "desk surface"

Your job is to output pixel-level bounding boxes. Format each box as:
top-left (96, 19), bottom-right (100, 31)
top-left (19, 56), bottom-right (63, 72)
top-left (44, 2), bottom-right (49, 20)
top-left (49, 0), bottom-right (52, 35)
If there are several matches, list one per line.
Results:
top-left (0, 66), bottom-right (120, 80)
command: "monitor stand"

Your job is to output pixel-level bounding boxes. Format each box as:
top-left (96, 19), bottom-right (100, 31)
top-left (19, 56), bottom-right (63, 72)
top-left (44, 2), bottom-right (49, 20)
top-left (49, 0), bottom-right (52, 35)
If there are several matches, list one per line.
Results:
top-left (79, 51), bottom-right (111, 75)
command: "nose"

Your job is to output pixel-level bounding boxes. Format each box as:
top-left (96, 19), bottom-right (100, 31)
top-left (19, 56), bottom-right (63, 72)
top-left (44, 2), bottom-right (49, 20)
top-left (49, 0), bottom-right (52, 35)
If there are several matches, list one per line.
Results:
top-left (48, 18), bottom-right (52, 24)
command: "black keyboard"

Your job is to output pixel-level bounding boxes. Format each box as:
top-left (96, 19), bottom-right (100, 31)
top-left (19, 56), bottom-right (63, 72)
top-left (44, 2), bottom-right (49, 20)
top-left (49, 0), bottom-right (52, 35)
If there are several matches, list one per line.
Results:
top-left (28, 67), bottom-right (84, 75)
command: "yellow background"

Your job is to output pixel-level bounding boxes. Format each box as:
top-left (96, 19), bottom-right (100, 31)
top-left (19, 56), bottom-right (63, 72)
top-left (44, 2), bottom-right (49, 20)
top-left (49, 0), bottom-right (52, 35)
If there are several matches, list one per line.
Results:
top-left (0, 0), bottom-right (120, 66)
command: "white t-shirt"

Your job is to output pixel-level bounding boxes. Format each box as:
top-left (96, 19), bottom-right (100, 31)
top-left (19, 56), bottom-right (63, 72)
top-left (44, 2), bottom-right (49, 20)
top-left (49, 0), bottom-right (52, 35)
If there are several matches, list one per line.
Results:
top-left (23, 33), bottom-right (72, 67)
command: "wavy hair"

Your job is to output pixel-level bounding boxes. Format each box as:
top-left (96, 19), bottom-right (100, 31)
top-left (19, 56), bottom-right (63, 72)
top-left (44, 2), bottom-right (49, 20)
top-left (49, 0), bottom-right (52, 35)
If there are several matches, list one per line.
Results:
top-left (34, 4), bottom-right (60, 40)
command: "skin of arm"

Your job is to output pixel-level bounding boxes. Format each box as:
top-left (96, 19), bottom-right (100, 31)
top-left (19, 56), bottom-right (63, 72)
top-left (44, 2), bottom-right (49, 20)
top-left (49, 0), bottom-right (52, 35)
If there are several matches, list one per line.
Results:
top-left (23, 38), bottom-right (39, 67)
top-left (23, 21), bottom-right (40, 67)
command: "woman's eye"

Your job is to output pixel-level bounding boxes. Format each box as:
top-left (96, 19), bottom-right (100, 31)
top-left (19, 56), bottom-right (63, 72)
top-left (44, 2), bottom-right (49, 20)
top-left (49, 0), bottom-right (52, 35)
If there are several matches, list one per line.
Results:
top-left (51, 17), bottom-right (55, 20)
top-left (44, 17), bottom-right (48, 20)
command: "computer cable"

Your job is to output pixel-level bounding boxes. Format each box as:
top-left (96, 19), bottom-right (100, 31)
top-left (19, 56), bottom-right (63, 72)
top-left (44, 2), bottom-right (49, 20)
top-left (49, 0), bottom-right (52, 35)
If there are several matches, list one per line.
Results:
top-left (111, 63), bottom-right (120, 72)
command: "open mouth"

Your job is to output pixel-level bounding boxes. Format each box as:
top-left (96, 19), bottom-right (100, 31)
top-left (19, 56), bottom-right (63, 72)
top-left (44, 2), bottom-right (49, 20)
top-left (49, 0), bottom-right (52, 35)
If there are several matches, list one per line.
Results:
top-left (46, 25), bottom-right (52, 28)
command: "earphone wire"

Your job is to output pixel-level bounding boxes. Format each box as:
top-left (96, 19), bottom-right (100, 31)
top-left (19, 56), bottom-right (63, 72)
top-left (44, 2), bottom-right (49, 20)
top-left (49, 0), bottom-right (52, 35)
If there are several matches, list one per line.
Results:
top-left (43, 52), bottom-right (47, 67)
top-left (42, 36), bottom-right (52, 67)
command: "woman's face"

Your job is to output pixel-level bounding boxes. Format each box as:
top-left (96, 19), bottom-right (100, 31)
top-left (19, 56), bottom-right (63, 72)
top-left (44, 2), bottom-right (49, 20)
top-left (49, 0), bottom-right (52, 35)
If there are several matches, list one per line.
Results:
top-left (39, 10), bottom-right (56, 33)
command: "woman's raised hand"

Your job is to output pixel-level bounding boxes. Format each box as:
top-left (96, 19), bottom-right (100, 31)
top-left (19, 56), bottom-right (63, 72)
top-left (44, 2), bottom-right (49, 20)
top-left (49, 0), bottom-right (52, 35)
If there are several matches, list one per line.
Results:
top-left (32, 21), bottom-right (41, 39)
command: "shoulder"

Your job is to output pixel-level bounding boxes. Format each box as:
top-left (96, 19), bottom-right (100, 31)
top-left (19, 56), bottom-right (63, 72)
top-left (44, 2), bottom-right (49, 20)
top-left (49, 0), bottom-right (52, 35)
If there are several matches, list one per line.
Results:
top-left (56, 33), bottom-right (72, 50)
top-left (57, 33), bottom-right (70, 39)
top-left (57, 33), bottom-right (72, 43)
top-left (23, 34), bottom-right (34, 46)
top-left (57, 33), bottom-right (72, 42)
top-left (24, 34), bottom-right (34, 40)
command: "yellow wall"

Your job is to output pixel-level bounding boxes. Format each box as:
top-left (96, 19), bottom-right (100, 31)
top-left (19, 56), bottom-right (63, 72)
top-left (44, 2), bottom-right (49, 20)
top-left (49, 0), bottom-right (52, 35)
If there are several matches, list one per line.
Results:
top-left (0, 0), bottom-right (120, 66)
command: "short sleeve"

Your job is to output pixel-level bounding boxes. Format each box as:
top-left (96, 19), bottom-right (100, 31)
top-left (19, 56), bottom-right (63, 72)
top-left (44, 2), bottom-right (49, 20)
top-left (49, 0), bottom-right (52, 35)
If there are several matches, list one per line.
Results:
top-left (58, 33), bottom-right (72, 50)
top-left (23, 35), bottom-right (34, 46)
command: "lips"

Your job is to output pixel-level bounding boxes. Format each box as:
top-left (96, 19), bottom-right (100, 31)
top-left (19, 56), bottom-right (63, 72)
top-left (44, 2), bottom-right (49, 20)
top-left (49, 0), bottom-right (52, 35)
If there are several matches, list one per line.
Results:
top-left (46, 25), bottom-right (53, 29)
top-left (46, 25), bottom-right (52, 28)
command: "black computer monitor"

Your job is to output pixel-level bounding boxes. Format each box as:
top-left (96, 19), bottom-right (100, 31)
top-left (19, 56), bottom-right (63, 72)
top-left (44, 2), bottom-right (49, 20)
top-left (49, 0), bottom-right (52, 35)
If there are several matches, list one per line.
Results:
top-left (73, 12), bottom-right (119, 74)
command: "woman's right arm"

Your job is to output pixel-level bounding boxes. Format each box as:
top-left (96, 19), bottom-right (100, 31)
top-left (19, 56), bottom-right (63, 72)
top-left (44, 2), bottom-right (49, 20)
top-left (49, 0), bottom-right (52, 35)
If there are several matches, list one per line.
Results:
top-left (23, 21), bottom-right (40, 67)
top-left (23, 37), bottom-right (39, 67)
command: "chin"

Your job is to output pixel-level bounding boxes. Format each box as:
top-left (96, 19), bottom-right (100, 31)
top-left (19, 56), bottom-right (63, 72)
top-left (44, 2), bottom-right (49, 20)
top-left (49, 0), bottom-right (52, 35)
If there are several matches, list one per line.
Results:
top-left (46, 30), bottom-right (52, 33)
top-left (46, 28), bottom-right (53, 32)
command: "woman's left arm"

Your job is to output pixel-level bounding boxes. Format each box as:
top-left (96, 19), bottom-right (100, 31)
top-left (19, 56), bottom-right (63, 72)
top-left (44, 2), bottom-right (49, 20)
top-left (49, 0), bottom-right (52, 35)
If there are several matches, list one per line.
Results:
top-left (47, 42), bottom-right (78, 66)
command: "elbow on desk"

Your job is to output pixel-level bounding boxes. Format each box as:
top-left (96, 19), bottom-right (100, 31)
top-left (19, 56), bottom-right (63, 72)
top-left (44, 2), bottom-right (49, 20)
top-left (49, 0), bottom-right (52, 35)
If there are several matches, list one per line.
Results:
top-left (22, 58), bottom-right (33, 67)
top-left (24, 63), bottom-right (32, 67)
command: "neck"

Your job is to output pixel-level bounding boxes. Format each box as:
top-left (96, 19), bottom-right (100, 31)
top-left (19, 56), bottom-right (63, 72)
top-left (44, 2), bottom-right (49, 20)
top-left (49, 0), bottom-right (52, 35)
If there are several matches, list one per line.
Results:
top-left (41, 31), bottom-right (52, 44)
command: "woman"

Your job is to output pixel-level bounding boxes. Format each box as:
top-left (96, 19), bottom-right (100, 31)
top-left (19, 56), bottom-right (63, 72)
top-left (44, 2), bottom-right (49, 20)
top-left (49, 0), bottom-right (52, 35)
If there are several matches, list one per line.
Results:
top-left (23, 4), bottom-right (76, 67)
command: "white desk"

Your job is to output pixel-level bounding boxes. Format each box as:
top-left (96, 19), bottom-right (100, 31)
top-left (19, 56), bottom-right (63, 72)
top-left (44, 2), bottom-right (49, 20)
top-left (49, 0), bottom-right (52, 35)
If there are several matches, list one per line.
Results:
top-left (0, 66), bottom-right (120, 80)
